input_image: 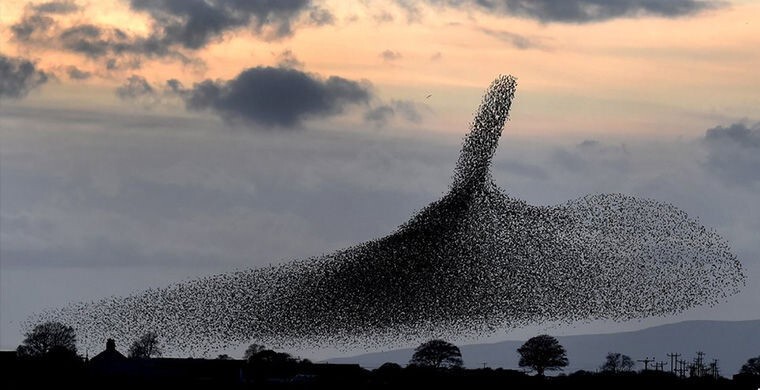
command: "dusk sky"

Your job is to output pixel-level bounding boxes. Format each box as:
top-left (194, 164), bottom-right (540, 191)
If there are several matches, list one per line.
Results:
top-left (1, 0), bottom-right (758, 359)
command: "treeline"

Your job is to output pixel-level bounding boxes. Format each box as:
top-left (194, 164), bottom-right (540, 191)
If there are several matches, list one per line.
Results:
top-left (4, 321), bottom-right (759, 389)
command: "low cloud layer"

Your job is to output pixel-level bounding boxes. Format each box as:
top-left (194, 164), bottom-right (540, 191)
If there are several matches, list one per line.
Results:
top-left (170, 67), bottom-right (372, 128)
top-left (0, 54), bottom-right (49, 99)
top-left (2, 108), bottom-right (758, 351)
top-left (116, 75), bottom-right (155, 99)
top-left (364, 99), bottom-right (425, 127)
top-left (702, 122), bottom-right (760, 186)
top-left (417, 0), bottom-right (723, 23)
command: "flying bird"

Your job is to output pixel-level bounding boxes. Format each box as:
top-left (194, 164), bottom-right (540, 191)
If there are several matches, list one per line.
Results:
top-left (35, 76), bottom-right (745, 353)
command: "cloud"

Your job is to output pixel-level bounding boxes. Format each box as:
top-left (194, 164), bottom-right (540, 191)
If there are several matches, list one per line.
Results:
top-left (479, 28), bottom-right (548, 50)
top-left (364, 99), bottom-right (425, 127)
top-left (307, 6), bottom-right (336, 26)
top-left (417, 0), bottom-right (724, 23)
top-left (380, 49), bottom-right (402, 61)
top-left (116, 75), bottom-right (155, 99)
top-left (0, 54), bottom-right (49, 100)
top-left (8, 0), bottom-right (325, 72)
top-left (172, 67), bottom-right (372, 128)
top-left (275, 50), bottom-right (305, 69)
top-left (11, 13), bottom-right (55, 42)
top-left (65, 65), bottom-right (91, 80)
top-left (11, 8), bottom-right (191, 70)
top-left (127, 0), bottom-right (319, 49)
top-left (701, 122), bottom-right (760, 186)
top-left (32, 0), bottom-right (80, 14)
top-left (57, 24), bottom-right (185, 62)
top-left (430, 52), bottom-right (443, 61)
top-left (373, 10), bottom-right (395, 23)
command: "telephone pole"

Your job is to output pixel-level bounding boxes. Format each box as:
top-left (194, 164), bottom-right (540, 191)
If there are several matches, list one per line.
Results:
top-left (667, 353), bottom-right (680, 374)
top-left (638, 357), bottom-right (654, 371)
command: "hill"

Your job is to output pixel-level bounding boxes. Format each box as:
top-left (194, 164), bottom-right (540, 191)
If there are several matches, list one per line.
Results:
top-left (329, 320), bottom-right (760, 375)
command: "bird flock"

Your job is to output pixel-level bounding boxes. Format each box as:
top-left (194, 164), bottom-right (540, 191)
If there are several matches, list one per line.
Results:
top-left (32, 75), bottom-right (745, 354)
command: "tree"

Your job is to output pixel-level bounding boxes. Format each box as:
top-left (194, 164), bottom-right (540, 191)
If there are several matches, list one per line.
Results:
top-left (409, 339), bottom-right (463, 369)
top-left (739, 355), bottom-right (760, 376)
top-left (17, 321), bottom-right (77, 359)
top-left (217, 354), bottom-right (232, 360)
top-left (517, 335), bottom-right (568, 376)
top-left (243, 343), bottom-right (266, 360)
top-left (600, 352), bottom-right (635, 373)
top-left (128, 331), bottom-right (162, 359)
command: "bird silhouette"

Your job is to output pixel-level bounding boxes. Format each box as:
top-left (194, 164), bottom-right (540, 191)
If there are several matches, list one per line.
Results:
top-left (35, 76), bottom-right (745, 353)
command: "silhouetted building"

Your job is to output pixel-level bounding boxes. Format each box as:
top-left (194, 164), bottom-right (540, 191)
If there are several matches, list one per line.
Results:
top-left (90, 339), bottom-right (126, 363)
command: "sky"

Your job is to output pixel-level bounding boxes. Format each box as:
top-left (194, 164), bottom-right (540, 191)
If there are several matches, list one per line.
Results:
top-left (1, 0), bottom-right (759, 360)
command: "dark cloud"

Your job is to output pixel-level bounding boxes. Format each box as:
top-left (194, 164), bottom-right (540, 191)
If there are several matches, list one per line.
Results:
top-left (11, 1), bottom-right (78, 41)
top-left (421, 0), bottom-right (724, 23)
top-left (380, 49), bottom-right (402, 61)
top-left (32, 0), bottom-right (80, 14)
top-left (65, 65), bottom-right (91, 80)
top-left (8, 1), bottom-right (325, 72)
top-left (57, 24), bottom-right (184, 63)
top-left (479, 28), bottom-right (548, 50)
top-left (308, 6), bottom-right (336, 26)
top-left (116, 75), bottom-right (155, 99)
top-left (128, 0), bottom-right (316, 49)
top-left (702, 122), bottom-right (760, 186)
top-left (11, 8), bottom-right (190, 70)
top-left (11, 14), bottom-right (55, 41)
top-left (364, 100), bottom-right (424, 127)
top-left (0, 54), bottom-right (49, 100)
top-left (276, 49), bottom-right (305, 69)
top-left (173, 67), bottom-right (372, 128)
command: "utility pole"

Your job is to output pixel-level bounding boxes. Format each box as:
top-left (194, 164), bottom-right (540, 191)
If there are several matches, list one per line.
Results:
top-left (709, 359), bottom-right (719, 380)
top-left (655, 361), bottom-right (668, 372)
top-left (696, 351), bottom-right (706, 377)
top-left (667, 353), bottom-right (680, 374)
top-left (638, 357), bottom-right (654, 371)
top-left (677, 359), bottom-right (688, 378)
top-left (482, 362), bottom-right (487, 369)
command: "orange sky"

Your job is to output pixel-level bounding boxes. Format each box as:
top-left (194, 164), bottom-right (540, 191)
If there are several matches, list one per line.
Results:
top-left (2, 0), bottom-right (759, 137)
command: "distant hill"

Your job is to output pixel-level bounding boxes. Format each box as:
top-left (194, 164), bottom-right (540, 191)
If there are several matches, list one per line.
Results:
top-left (329, 320), bottom-right (760, 375)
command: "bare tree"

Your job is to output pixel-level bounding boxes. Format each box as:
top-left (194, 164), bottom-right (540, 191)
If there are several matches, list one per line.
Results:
top-left (601, 352), bottom-right (635, 373)
top-left (409, 339), bottom-right (463, 369)
top-left (17, 321), bottom-right (77, 359)
top-left (517, 335), bottom-right (568, 376)
top-left (128, 331), bottom-right (162, 359)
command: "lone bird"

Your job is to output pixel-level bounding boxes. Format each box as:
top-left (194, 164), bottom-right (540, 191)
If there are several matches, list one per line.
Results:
top-left (39, 76), bottom-right (745, 353)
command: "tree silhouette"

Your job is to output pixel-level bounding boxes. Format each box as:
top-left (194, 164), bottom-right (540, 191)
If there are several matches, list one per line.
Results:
top-left (739, 355), bottom-right (760, 376)
top-left (128, 331), bottom-right (162, 359)
top-left (409, 339), bottom-right (463, 369)
top-left (243, 343), bottom-right (266, 360)
top-left (17, 321), bottom-right (77, 359)
top-left (600, 352), bottom-right (635, 373)
top-left (517, 335), bottom-right (568, 376)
